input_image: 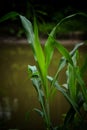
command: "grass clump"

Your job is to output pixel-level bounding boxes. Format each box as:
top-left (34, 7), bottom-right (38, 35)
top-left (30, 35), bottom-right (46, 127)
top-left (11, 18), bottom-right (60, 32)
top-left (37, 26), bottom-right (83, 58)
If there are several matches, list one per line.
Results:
top-left (0, 12), bottom-right (87, 130)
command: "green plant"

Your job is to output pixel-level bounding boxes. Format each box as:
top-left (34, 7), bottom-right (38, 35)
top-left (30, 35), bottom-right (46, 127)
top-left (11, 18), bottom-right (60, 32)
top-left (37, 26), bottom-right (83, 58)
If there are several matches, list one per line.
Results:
top-left (0, 12), bottom-right (87, 130)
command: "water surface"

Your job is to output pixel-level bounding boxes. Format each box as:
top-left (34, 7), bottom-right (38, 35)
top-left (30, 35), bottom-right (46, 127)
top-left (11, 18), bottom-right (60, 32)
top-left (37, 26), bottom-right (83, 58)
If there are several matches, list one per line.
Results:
top-left (0, 44), bottom-right (87, 130)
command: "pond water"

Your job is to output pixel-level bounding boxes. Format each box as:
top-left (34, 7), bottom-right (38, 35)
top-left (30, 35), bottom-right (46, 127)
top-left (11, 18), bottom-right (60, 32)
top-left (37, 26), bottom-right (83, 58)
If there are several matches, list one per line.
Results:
top-left (0, 43), bottom-right (87, 130)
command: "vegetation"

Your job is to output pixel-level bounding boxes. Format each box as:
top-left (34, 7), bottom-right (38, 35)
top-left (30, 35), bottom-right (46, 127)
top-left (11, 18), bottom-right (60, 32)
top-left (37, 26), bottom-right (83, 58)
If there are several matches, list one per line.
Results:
top-left (0, 12), bottom-right (87, 130)
top-left (0, 0), bottom-right (87, 37)
top-left (0, 13), bottom-right (87, 38)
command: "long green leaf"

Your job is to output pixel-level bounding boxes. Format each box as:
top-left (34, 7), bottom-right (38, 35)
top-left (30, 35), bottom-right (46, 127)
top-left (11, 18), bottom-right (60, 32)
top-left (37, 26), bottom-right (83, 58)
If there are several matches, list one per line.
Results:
top-left (33, 17), bottom-right (48, 95)
top-left (44, 13), bottom-right (79, 70)
top-left (70, 42), bottom-right (84, 56)
top-left (45, 36), bottom-right (55, 69)
top-left (49, 12), bottom-right (87, 38)
top-left (0, 11), bottom-right (19, 23)
top-left (47, 76), bottom-right (81, 116)
top-left (49, 14), bottom-right (77, 38)
top-left (53, 42), bottom-right (85, 79)
top-left (19, 15), bottom-right (34, 45)
top-left (28, 65), bottom-right (48, 123)
top-left (49, 36), bottom-right (73, 65)
top-left (66, 51), bottom-right (79, 101)
top-left (33, 17), bottom-right (46, 76)
top-left (67, 64), bottom-right (76, 101)
top-left (28, 65), bottom-right (45, 108)
top-left (76, 68), bottom-right (87, 104)
top-left (55, 41), bottom-right (73, 65)
top-left (20, 15), bottom-right (47, 93)
top-left (44, 13), bottom-right (87, 71)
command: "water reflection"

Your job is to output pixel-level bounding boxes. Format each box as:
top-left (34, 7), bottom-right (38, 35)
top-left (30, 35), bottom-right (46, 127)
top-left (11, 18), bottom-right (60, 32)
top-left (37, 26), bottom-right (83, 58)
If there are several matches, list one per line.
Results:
top-left (0, 97), bottom-right (19, 129)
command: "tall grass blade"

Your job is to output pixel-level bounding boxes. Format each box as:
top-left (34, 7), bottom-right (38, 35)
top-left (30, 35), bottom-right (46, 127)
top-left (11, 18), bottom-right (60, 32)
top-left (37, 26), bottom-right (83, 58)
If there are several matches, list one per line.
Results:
top-left (33, 17), bottom-right (46, 77)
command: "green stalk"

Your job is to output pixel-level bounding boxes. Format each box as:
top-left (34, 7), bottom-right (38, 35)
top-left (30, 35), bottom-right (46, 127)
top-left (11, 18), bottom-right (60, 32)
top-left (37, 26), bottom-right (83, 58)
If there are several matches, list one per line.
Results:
top-left (43, 79), bottom-right (51, 130)
top-left (45, 98), bottom-right (51, 130)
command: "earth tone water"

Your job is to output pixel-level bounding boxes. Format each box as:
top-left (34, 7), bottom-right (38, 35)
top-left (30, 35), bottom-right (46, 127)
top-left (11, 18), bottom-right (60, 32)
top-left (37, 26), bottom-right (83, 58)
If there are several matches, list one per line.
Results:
top-left (0, 44), bottom-right (87, 130)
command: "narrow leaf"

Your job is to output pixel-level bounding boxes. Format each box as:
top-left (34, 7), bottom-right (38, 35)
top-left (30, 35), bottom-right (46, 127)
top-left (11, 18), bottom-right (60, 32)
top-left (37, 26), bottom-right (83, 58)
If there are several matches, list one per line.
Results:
top-left (76, 69), bottom-right (87, 104)
top-left (47, 76), bottom-right (81, 116)
top-left (19, 15), bottom-right (34, 44)
top-left (33, 17), bottom-right (45, 74)
top-left (34, 108), bottom-right (44, 118)
top-left (45, 36), bottom-right (55, 69)
top-left (0, 11), bottom-right (19, 23)
top-left (50, 37), bottom-right (73, 65)
top-left (67, 64), bottom-right (76, 101)
top-left (49, 13), bottom-right (77, 38)
top-left (70, 42), bottom-right (84, 56)
top-left (33, 17), bottom-right (48, 94)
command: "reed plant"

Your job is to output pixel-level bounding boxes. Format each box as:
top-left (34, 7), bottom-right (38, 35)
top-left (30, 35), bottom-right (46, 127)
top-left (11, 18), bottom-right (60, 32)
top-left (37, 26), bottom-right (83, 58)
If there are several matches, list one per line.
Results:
top-left (0, 12), bottom-right (87, 130)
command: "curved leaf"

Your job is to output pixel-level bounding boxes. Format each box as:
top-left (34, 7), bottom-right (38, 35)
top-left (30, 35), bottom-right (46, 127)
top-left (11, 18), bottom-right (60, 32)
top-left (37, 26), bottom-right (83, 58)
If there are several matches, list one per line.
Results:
top-left (49, 36), bottom-right (73, 65)
top-left (19, 15), bottom-right (34, 45)
top-left (47, 76), bottom-right (81, 116)
top-left (0, 11), bottom-right (19, 23)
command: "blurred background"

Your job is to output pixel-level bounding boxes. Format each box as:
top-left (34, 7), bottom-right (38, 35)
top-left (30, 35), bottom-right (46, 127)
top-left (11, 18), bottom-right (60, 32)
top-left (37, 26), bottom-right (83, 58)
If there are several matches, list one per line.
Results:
top-left (0, 0), bottom-right (87, 38)
top-left (0, 0), bottom-right (87, 130)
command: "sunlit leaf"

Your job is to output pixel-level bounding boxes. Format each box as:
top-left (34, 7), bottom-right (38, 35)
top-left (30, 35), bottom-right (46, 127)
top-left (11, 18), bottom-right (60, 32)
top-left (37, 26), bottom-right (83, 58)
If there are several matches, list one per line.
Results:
top-left (33, 17), bottom-right (46, 77)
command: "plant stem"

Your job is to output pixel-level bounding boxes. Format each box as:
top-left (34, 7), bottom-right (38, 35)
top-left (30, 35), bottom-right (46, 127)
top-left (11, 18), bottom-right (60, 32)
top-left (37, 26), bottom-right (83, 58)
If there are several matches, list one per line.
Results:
top-left (45, 98), bottom-right (51, 130)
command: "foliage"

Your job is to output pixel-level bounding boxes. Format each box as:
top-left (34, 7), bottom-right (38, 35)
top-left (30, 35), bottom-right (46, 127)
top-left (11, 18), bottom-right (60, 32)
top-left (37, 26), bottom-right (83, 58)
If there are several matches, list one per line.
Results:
top-left (0, 12), bottom-right (87, 130)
